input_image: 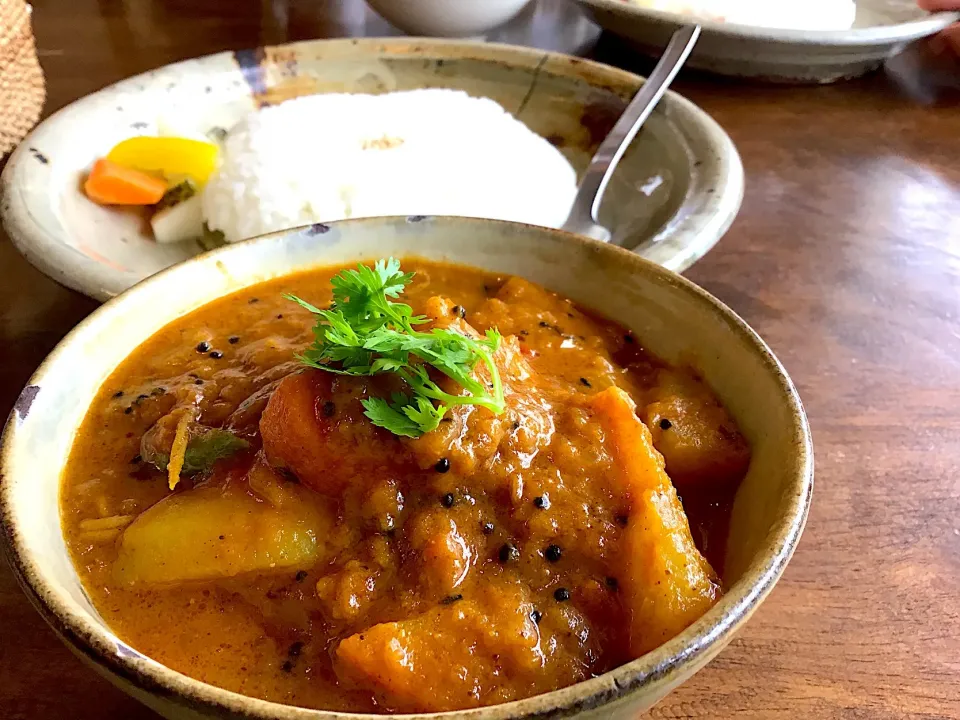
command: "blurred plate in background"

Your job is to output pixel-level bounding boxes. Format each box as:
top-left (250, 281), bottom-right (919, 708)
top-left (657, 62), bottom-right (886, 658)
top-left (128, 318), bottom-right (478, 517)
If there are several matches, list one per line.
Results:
top-left (574, 0), bottom-right (960, 82)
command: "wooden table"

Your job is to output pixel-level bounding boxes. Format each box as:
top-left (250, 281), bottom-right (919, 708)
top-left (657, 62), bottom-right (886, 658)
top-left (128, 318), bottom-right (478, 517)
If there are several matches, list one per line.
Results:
top-left (3, 0), bottom-right (959, 717)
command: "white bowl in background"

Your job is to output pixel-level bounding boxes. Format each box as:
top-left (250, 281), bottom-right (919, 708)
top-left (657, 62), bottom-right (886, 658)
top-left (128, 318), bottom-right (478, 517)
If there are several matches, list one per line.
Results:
top-left (365, 0), bottom-right (533, 37)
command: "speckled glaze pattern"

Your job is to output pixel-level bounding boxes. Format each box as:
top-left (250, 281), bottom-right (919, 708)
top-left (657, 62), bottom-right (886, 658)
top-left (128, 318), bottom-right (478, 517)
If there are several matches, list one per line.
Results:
top-left (0, 217), bottom-right (813, 720)
top-left (0, 37), bottom-right (743, 302)
top-left (573, 0), bottom-right (960, 83)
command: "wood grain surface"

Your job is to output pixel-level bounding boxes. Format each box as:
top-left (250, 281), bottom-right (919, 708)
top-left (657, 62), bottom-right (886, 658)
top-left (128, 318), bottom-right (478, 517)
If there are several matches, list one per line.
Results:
top-left (2, 1), bottom-right (959, 718)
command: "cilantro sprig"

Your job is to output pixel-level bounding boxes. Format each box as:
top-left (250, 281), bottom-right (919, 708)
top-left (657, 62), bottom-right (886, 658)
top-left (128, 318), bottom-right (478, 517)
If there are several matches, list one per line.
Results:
top-left (286, 259), bottom-right (505, 438)
top-left (149, 428), bottom-right (249, 475)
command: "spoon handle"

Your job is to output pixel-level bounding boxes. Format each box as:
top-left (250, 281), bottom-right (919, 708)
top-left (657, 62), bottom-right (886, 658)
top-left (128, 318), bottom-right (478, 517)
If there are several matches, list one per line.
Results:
top-left (562, 24), bottom-right (701, 245)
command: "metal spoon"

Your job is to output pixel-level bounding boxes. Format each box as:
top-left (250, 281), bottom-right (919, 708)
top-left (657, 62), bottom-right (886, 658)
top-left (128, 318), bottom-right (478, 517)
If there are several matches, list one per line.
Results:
top-left (562, 24), bottom-right (701, 246)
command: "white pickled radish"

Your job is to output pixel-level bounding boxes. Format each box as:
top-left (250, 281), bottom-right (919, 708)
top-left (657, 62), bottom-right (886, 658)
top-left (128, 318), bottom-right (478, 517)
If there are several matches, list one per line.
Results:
top-left (151, 193), bottom-right (204, 244)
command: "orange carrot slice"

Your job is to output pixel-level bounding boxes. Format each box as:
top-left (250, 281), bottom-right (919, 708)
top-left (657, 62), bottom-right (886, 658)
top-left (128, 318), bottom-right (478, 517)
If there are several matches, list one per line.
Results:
top-left (84, 158), bottom-right (167, 205)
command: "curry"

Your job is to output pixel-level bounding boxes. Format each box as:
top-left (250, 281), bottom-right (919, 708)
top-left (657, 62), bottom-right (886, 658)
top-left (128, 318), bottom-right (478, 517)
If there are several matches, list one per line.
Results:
top-left (61, 259), bottom-right (750, 713)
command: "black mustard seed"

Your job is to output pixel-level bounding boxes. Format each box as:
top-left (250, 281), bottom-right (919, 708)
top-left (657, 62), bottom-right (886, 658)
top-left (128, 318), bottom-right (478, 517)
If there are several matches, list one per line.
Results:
top-left (435, 457), bottom-right (451, 473)
top-left (196, 341), bottom-right (210, 353)
top-left (659, 418), bottom-right (673, 430)
top-left (209, 350), bottom-right (223, 359)
top-left (441, 493), bottom-right (455, 508)
top-left (544, 544), bottom-right (562, 563)
top-left (553, 587), bottom-right (571, 602)
top-left (499, 543), bottom-right (519, 564)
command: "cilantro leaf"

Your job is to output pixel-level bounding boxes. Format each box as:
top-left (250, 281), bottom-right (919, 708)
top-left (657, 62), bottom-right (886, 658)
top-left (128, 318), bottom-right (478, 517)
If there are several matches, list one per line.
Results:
top-left (149, 428), bottom-right (249, 475)
top-left (288, 259), bottom-right (506, 438)
top-left (182, 429), bottom-right (250, 473)
top-left (362, 395), bottom-right (430, 439)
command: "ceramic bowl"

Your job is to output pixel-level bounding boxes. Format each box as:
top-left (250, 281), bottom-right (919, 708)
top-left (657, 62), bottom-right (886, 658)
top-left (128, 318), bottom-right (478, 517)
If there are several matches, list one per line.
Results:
top-left (365, 0), bottom-right (533, 36)
top-left (0, 216), bottom-right (812, 720)
top-left (573, 0), bottom-right (960, 83)
top-left (0, 37), bottom-right (743, 302)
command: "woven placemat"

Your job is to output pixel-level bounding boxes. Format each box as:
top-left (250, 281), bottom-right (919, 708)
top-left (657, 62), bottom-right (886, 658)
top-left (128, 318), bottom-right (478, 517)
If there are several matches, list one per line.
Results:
top-left (0, 0), bottom-right (45, 156)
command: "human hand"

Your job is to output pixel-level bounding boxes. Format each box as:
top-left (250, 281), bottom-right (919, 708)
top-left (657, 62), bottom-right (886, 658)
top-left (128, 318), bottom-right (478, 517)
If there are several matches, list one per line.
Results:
top-left (918, 0), bottom-right (960, 55)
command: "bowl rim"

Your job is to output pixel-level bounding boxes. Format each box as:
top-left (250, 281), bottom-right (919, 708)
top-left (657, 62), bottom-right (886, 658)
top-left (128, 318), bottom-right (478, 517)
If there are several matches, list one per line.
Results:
top-left (0, 216), bottom-right (813, 719)
top-left (0, 35), bottom-right (743, 302)
top-left (573, 0), bottom-right (959, 46)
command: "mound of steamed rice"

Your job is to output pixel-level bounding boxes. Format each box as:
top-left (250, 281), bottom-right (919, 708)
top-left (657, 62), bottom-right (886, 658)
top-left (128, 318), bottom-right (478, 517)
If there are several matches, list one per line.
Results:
top-left (627, 0), bottom-right (856, 30)
top-left (202, 90), bottom-right (578, 243)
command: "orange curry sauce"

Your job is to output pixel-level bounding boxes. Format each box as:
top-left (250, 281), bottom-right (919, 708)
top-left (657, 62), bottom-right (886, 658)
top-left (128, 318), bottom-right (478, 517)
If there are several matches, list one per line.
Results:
top-left (61, 260), bottom-right (749, 713)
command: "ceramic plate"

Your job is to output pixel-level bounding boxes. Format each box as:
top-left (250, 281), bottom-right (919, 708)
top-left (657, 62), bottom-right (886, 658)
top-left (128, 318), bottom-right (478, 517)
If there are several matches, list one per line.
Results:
top-left (574, 0), bottom-right (960, 82)
top-left (0, 38), bottom-right (743, 302)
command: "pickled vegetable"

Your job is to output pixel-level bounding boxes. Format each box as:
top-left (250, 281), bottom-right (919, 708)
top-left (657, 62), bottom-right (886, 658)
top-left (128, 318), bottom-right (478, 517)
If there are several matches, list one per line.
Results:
top-left (83, 158), bottom-right (167, 205)
top-left (107, 136), bottom-right (219, 185)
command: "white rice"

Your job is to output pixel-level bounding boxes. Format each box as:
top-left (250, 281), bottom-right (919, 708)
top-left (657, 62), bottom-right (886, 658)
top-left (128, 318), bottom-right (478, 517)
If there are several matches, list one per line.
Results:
top-left (627, 0), bottom-right (856, 30)
top-left (202, 90), bottom-right (578, 243)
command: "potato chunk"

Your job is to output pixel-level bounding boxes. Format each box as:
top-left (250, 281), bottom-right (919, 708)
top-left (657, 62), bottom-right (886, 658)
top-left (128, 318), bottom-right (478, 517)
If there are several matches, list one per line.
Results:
top-left (114, 465), bottom-right (334, 586)
top-left (335, 584), bottom-right (545, 712)
top-left (642, 369), bottom-right (750, 491)
top-left (589, 386), bottom-right (721, 656)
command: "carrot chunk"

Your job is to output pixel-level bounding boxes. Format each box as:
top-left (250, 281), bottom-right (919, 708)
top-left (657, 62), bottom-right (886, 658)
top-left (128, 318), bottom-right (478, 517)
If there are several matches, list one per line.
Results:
top-left (84, 157), bottom-right (167, 205)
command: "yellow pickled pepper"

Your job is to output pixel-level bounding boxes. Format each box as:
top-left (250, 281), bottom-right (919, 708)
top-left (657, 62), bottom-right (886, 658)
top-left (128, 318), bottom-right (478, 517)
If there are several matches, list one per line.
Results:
top-left (106, 137), bottom-right (219, 185)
